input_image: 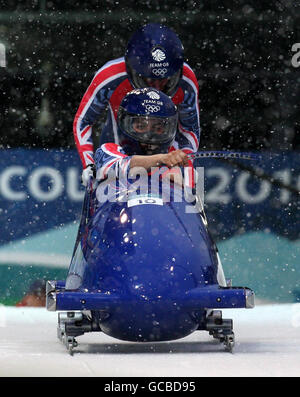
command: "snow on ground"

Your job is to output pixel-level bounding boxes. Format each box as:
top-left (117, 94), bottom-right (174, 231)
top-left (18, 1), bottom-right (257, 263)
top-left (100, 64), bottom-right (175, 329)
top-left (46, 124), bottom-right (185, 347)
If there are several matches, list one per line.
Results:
top-left (0, 303), bottom-right (300, 377)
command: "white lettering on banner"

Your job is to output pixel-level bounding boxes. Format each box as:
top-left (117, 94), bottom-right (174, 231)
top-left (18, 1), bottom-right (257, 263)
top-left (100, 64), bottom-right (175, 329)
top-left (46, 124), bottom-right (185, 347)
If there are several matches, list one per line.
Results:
top-left (67, 168), bottom-right (85, 201)
top-left (205, 168), bottom-right (231, 204)
top-left (0, 165), bottom-right (297, 205)
top-left (273, 169), bottom-right (291, 204)
top-left (0, 166), bottom-right (27, 200)
top-left (28, 167), bottom-right (64, 201)
top-left (0, 166), bottom-right (83, 202)
top-left (236, 171), bottom-right (271, 204)
top-left (204, 167), bottom-right (297, 205)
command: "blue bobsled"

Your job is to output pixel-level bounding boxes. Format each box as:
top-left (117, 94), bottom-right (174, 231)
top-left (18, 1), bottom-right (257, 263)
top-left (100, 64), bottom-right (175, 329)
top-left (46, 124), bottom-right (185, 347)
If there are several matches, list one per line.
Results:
top-left (47, 157), bottom-right (255, 354)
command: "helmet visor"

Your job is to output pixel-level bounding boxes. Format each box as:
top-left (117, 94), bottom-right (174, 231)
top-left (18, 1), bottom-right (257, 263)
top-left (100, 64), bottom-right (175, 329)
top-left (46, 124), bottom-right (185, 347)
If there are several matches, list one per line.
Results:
top-left (129, 67), bottom-right (182, 96)
top-left (120, 114), bottom-right (178, 145)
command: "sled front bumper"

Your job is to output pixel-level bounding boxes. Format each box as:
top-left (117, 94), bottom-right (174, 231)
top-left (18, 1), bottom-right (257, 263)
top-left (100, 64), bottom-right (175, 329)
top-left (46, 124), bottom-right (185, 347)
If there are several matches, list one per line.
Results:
top-left (46, 281), bottom-right (255, 312)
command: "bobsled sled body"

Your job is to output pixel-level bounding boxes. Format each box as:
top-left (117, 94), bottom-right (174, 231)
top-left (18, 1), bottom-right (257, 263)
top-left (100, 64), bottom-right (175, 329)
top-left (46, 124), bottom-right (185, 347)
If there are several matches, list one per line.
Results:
top-left (47, 175), bottom-right (254, 351)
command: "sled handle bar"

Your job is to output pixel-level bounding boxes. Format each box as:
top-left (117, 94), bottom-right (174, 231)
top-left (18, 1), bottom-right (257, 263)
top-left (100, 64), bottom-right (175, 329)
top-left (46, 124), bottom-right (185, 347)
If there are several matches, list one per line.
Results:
top-left (187, 151), bottom-right (261, 161)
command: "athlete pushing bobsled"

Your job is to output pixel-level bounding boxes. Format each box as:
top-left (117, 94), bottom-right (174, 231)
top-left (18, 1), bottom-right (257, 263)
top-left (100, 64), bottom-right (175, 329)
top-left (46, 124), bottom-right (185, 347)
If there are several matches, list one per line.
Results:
top-left (73, 23), bottom-right (200, 187)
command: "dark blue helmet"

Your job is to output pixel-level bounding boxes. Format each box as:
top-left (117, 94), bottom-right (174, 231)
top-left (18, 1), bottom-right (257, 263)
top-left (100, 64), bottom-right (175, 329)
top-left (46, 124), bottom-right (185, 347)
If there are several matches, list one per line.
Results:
top-left (125, 23), bottom-right (184, 96)
top-left (117, 88), bottom-right (178, 155)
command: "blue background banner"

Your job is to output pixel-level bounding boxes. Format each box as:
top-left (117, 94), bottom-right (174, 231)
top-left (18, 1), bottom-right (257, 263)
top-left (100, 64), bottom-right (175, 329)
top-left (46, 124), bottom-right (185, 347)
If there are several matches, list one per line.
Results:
top-left (194, 152), bottom-right (299, 242)
top-left (0, 149), bottom-right (299, 304)
top-left (0, 149), bottom-right (85, 246)
top-left (1, 149), bottom-right (298, 245)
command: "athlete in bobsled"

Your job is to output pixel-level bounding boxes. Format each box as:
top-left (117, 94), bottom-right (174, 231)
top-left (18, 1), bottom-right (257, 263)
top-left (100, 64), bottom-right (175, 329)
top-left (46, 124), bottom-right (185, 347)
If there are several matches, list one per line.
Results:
top-left (95, 87), bottom-right (194, 188)
top-left (73, 23), bottom-right (200, 187)
top-left (47, 88), bottom-right (254, 355)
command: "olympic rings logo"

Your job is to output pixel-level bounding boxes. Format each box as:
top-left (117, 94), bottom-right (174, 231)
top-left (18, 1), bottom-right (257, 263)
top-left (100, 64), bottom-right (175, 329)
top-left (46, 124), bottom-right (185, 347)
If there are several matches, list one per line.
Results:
top-left (152, 68), bottom-right (168, 77)
top-left (144, 104), bottom-right (161, 113)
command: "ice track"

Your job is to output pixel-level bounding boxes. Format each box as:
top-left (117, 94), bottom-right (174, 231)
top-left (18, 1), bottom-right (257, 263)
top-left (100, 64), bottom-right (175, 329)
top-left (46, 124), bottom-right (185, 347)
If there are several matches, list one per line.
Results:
top-left (0, 304), bottom-right (300, 377)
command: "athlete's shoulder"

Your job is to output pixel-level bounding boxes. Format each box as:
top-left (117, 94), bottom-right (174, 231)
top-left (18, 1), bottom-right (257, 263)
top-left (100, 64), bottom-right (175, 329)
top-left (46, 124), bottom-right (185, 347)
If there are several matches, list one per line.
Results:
top-left (95, 143), bottom-right (120, 166)
top-left (101, 143), bottom-right (127, 157)
top-left (181, 62), bottom-right (199, 88)
top-left (95, 57), bottom-right (126, 76)
top-left (182, 62), bottom-right (197, 77)
top-left (91, 57), bottom-right (127, 86)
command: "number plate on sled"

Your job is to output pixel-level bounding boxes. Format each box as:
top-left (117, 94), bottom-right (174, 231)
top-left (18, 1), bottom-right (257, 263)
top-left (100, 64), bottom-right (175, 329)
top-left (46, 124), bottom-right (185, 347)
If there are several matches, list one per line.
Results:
top-left (127, 196), bottom-right (163, 208)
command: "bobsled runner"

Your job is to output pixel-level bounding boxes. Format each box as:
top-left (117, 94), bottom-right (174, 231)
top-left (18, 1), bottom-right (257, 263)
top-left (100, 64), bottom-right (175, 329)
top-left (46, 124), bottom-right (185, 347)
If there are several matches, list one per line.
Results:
top-left (46, 151), bottom-right (255, 355)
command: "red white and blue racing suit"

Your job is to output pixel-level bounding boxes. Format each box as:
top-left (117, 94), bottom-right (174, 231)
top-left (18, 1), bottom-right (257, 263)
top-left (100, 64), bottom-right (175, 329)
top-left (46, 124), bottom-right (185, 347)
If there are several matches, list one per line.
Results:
top-left (74, 57), bottom-right (200, 169)
top-left (95, 143), bottom-right (195, 189)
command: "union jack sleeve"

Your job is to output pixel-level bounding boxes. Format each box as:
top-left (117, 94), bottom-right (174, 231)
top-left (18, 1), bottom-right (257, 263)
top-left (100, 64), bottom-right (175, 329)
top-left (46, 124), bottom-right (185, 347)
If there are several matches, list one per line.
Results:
top-left (95, 143), bottom-right (132, 181)
top-left (175, 63), bottom-right (200, 153)
top-left (73, 58), bottom-right (127, 168)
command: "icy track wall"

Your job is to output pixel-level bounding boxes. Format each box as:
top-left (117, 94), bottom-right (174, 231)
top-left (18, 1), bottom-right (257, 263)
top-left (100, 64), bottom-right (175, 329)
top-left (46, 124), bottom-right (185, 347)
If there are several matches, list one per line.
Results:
top-left (0, 148), bottom-right (299, 304)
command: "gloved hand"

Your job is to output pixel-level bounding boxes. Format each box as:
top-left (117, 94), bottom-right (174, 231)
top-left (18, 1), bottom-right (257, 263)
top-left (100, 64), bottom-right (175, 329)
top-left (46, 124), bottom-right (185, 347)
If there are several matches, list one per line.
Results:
top-left (81, 164), bottom-right (96, 186)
